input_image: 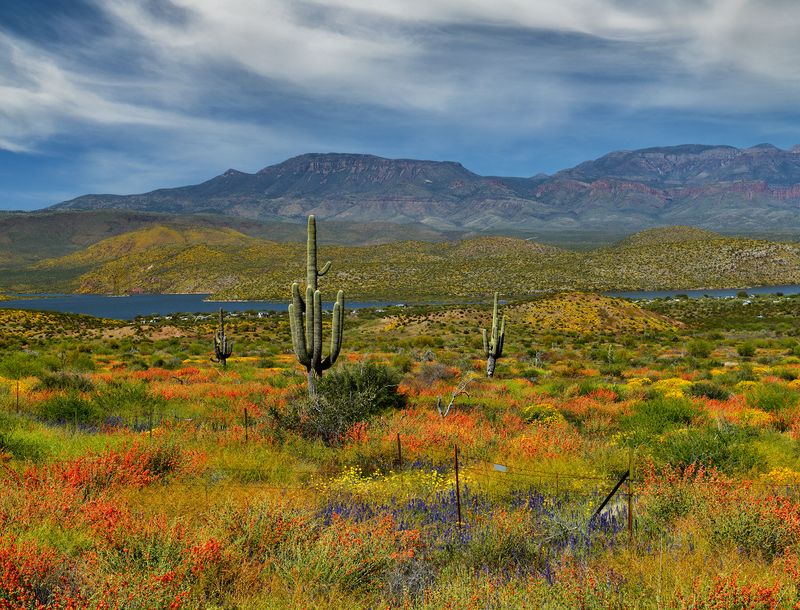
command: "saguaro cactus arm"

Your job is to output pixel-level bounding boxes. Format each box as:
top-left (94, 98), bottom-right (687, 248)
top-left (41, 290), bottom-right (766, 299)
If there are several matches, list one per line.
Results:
top-left (320, 291), bottom-right (344, 369)
top-left (289, 283), bottom-right (310, 367)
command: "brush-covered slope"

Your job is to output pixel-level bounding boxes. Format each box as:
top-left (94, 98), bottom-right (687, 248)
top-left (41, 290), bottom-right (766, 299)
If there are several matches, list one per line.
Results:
top-left (516, 293), bottom-right (681, 334)
top-left (580, 229), bottom-right (800, 290)
top-left (47, 145), bottom-right (800, 235)
top-left (374, 292), bottom-right (681, 337)
top-left (0, 210), bottom-right (469, 272)
top-left (0, 309), bottom-right (122, 345)
top-left (9, 226), bottom-right (800, 299)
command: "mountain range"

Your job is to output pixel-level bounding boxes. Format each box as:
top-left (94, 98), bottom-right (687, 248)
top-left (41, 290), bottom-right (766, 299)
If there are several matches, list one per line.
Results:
top-left (2, 143), bottom-right (800, 298)
top-left (49, 143), bottom-right (800, 237)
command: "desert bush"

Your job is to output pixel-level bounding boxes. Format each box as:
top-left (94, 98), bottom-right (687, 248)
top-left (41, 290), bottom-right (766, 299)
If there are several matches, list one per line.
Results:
top-left (66, 351), bottom-right (96, 372)
top-left (622, 396), bottom-right (704, 444)
top-left (737, 342), bottom-right (756, 358)
top-left (0, 352), bottom-right (47, 378)
top-left (462, 511), bottom-right (544, 572)
top-left (598, 362), bottom-right (626, 377)
top-left (687, 339), bottom-right (713, 359)
top-left (0, 412), bottom-right (46, 460)
top-left (35, 371), bottom-right (94, 392)
top-left (280, 363), bottom-right (405, 444)
top-left (689, 381), bottom-right (731, 400)
top-left (651, 425), bottom-right (763, 473)
top-left (38, 392), bottom-right (99, 426)
top-left (390, 353), bottom-right (415, 374)
top-left (150, 353), bottom-right (183, 369)
top-left (522, 403), bottom-right (564, 425)
top-left (92, 380), bottom-right (166, 419)
top-left (416, 362), bottom-right (457, 386)
top-left (709, 496), bottom-right (800, 560)
top-left (745, 383), bottom-right (799, 413)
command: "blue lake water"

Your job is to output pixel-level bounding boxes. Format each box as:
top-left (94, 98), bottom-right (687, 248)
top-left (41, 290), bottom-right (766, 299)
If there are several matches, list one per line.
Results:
top-left (1, 285), bottom-right (799, 320)
top-left (605, 285), bottom-right (800, 299)
top-left (0, 294), bottom-right (396, 321)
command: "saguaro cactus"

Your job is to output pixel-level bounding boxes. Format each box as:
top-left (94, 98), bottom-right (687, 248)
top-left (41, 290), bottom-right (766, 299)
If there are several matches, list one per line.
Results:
top-left (288, 215), bottom-right (344, 395)
top-left (482, 292), bottom-right (505, 378)
top-left (211, 308), bottom-right (234, 367)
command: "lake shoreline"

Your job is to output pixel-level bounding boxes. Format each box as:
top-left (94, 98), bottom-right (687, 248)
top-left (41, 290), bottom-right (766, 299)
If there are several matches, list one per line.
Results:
top-left (1, 285), bottom-right (799, 320)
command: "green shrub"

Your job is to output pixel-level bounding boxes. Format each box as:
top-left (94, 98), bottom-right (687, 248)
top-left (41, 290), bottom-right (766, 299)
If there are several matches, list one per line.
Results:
top-left (598, 362), bottom-right (626, 377)
top-left (774, 367), bottom-right (799, 381)
top-left (415, 363), bottom-right (456, 386)
top-left (651, 426), bottom-right (763, 473)
top-left (745, 383), bottom-right (799, 413)
top-left (279, 363), bottom-right (405, 444)
top-left (522, 403), bottom-right (564, 425)
top-left (0, 412), bottom-right (46, 460)
top-left (641, 481), bottom-right (701, 528)
top-left (150, 354), bottom-right (183, 369)
top-left (0, 352), bottom-right (47, 378)
top-left (258, 356), bottom-right (277, 368)
top-left (92, 381), bottom-right (165, 419)
top-left (390, 353), bottom-right (414, 374)
top-left (737, 342), bottom-right (756, 358)
top-left (35, 372), bottom-right (94, 392)
top-left (687, 340), bottom-right (713, 359)
top-left (710, 502), bottom-right (798, 560)
top-left (622, 396), bottom-right (704, 444)
top-left (38, 392), bottom-right (99, 426)
top-left (67, 352), bottom-right (96, 372)
top-left (689, 382), bottom-right (731, 401)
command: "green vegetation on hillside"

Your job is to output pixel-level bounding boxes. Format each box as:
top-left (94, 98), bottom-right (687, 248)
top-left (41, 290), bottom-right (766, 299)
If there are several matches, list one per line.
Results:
top-left (4, 224), bottom-right (798, 300)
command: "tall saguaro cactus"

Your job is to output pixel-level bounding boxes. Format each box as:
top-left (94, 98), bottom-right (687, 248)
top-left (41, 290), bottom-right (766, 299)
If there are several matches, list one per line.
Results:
top-left (289, 215), bottom-right (344, 396)
top-left (211, 308), bottom-right (234, 367)
top-left (482, 292), bottom-right (505, 378)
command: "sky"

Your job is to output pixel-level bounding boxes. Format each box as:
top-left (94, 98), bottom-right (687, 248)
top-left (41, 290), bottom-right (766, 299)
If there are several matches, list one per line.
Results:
top-left (2, 0), bottom-right (800, 210)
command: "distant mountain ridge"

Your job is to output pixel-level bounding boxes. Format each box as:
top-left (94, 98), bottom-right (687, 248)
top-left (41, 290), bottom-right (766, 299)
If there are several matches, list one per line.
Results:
top-left (50, 144), bottom-right (800, 235)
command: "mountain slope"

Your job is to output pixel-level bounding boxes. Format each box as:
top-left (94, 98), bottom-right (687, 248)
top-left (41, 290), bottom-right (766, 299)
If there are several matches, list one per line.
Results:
top-left (0, 210), bottom-right (469, 271)
top-left (33, 225), bottom-right (253, 269)
top-left (555, 144), bottom-right (800, 186)
top-left (48, 145), bottom-right (800, 235)
top-left (8, 226), bottom-right (800, 300)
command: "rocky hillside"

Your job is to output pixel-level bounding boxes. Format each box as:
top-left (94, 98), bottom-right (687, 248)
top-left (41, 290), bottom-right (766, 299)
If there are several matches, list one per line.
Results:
top-left (48, 145), bottom-right (800, 236)
top-left (6, 226), bottom-right (800, 300)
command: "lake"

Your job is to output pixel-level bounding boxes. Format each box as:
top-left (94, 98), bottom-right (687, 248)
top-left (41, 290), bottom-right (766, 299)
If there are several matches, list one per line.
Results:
top-left (0, 294), bottom-right (396, 321)
top-left (605, 284), bottom-right (800, 299)
top-left (2, 285), bottom-right (799, 320)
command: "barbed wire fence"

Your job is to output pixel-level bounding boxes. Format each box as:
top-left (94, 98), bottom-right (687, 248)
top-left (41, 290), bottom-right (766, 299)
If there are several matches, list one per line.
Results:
top-left (5, 388), bottom-right (800, 534)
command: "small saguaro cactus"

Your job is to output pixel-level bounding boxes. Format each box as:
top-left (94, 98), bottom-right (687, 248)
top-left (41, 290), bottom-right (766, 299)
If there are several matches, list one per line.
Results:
top-left (482, 292), bottom-right (505, 378)
top-left (211, 308), bottom-right (234, 367)
top-left (288, 215), bottom-right (344, 396)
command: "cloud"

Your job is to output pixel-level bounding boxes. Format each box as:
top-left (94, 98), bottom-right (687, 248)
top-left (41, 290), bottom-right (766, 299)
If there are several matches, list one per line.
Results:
top-left (2, 0), bottom-right (800, 205)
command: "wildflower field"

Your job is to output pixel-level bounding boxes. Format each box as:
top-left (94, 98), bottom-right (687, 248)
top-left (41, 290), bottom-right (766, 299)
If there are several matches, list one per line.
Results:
top-left (4, 292), bottom-right (800, 608)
